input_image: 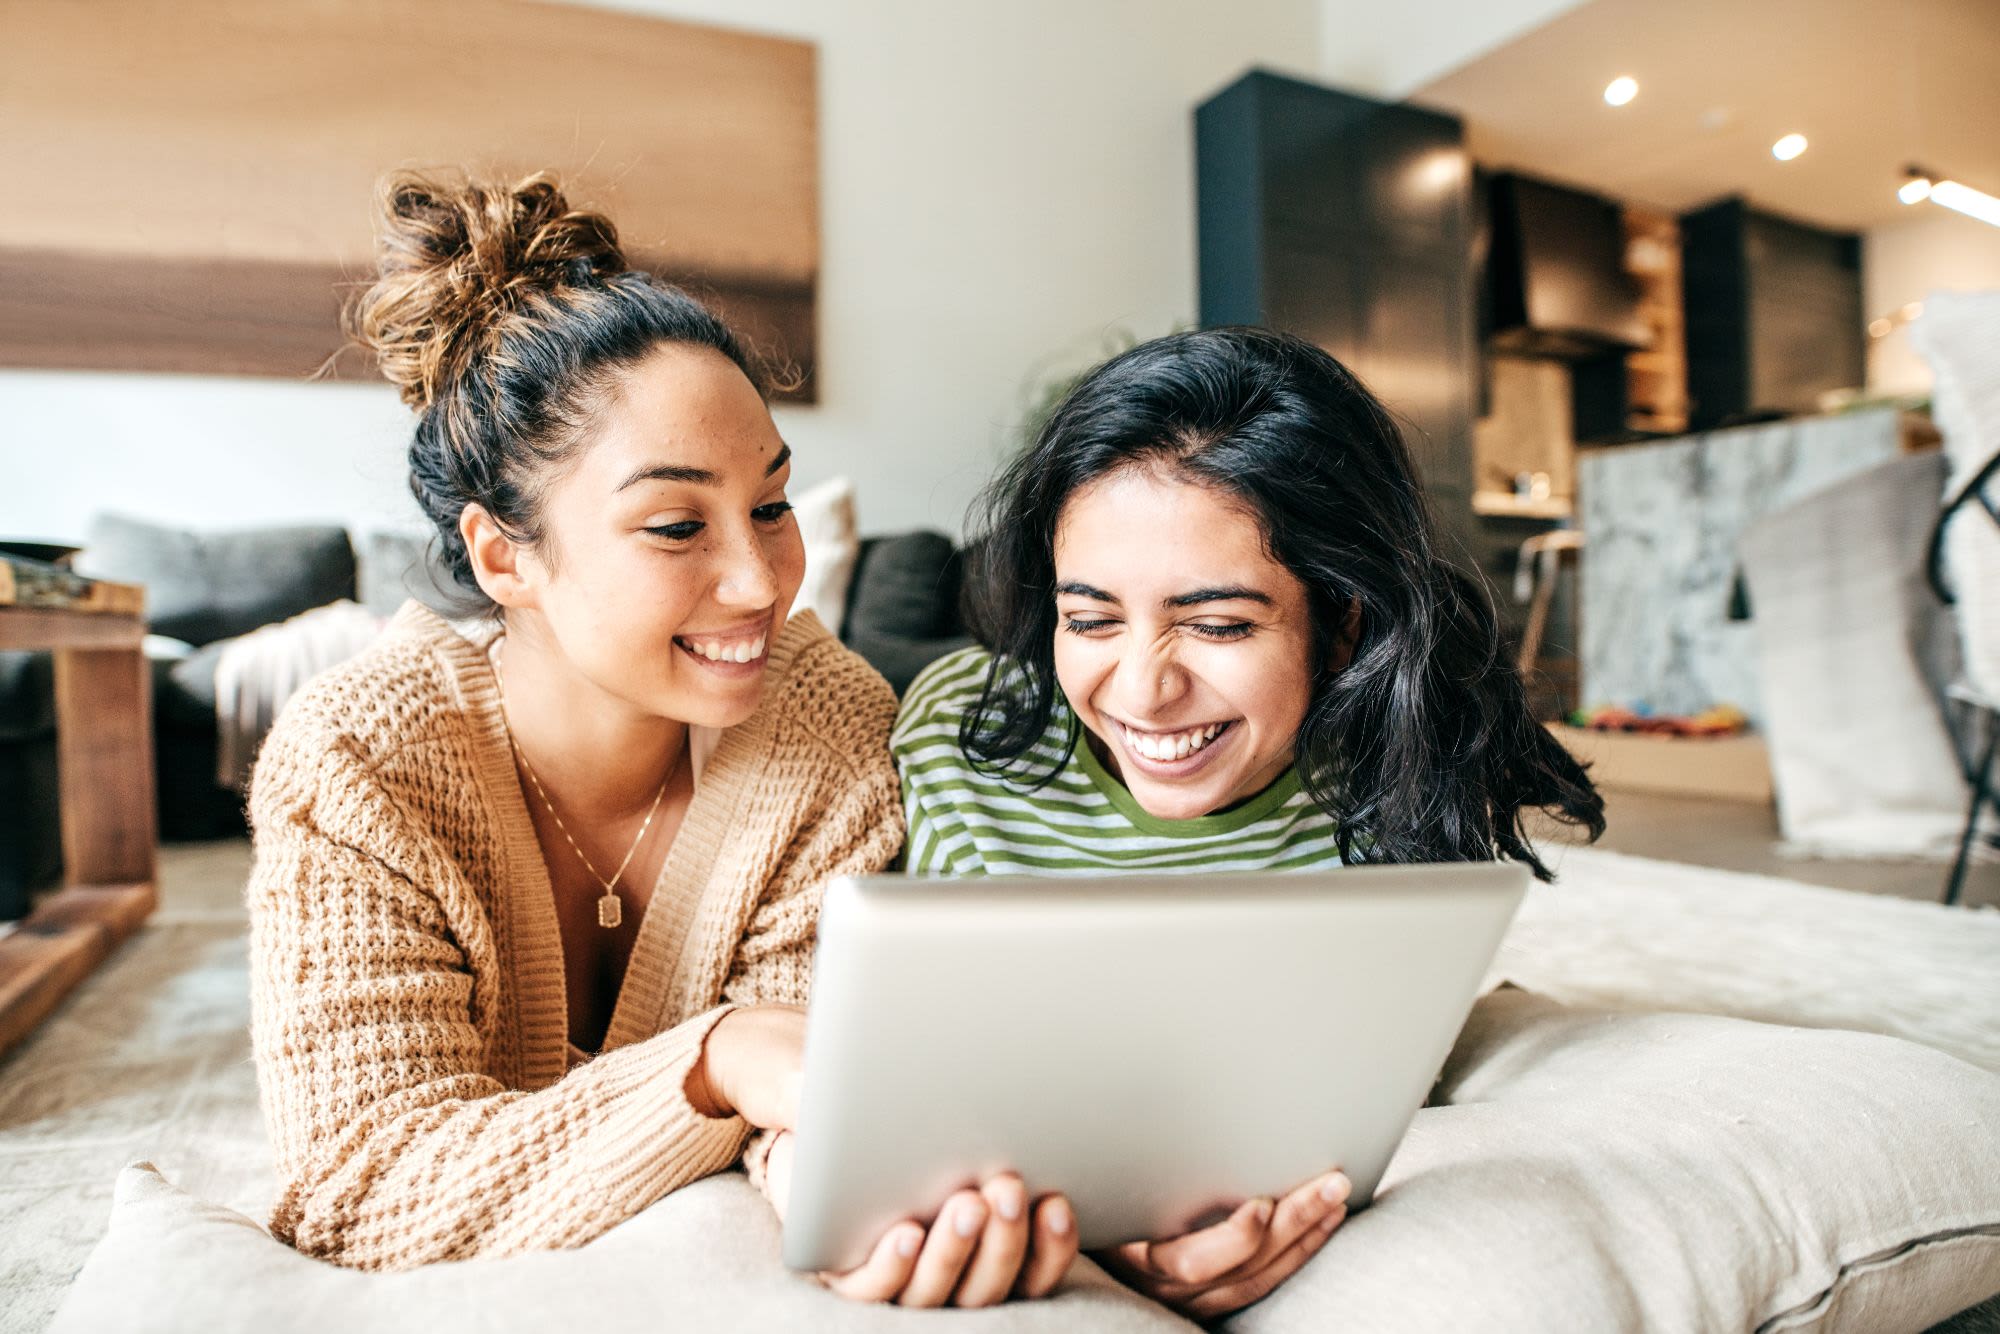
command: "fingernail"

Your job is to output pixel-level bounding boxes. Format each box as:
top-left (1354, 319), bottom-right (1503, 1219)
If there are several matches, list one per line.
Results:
top-left (1320, 1173), bottom-right (1351, 1204)
top-left (896, 1226), bottom-right (920, 1258)
top-left (994, 1188), bottom-right (1023, 1222)
top-left (955, 1200), bottom-right (986, 1237)
top-left (1253, 1198), bottom-right (1274, 1225)
top-left (1047, 1200), bottom-right (1073, 1235)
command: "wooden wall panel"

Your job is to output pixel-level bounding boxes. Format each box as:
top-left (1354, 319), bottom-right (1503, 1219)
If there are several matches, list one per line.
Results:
top-left (0, 0), bottom-right (819, 398)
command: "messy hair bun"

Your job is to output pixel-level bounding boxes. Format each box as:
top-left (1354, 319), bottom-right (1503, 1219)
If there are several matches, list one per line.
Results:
top-left (352, 172), bottom-right (630, 412)
top-left (345, 170), bottom-right (763, 607)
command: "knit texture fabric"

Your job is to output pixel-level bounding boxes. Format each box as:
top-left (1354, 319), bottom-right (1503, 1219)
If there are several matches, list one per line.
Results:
top-left (247, 602), bottom-right (902, 1270)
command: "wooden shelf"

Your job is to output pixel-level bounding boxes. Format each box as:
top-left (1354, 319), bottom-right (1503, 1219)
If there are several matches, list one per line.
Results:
top-left (1473, 490), bottom-right (1574, 519)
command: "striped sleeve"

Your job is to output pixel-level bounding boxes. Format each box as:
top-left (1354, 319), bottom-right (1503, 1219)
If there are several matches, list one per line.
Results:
top-left (893, 648), bottom-right (995, 876)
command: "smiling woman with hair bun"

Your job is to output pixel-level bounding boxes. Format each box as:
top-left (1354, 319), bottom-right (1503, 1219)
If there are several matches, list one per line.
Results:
top-left (244, 170), bottom-right (1078, 1305)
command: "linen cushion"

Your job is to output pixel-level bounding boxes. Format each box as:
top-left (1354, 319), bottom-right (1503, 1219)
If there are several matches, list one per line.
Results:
top-left (49, 993), bottom-right (2000, 1333)
top-left (1226, 989), bottom-right (2000, 1334)
top-left (355, 528), bottom-right (467, 619)
top-left (789, 476), bottom-right (863, 639)
top-left (49, 1166), bottom-right (1194, 1334)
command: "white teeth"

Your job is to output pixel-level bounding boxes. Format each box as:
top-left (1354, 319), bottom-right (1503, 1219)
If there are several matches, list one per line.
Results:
top-left (682, 634), bottom-right (768, 664)
top-left (1122, 721), bottom-right (1226, 762)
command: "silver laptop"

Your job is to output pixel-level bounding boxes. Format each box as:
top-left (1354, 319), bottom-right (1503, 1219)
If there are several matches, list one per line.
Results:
top-left (782, 863), bottom-right (1528, 1272)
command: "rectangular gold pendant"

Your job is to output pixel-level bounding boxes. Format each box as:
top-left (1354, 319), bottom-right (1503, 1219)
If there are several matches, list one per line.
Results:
top-left (597, 893), bottom-right (623, 929)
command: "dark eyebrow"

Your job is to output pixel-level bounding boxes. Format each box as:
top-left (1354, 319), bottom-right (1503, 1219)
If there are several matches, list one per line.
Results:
top-left (616, 462), bottom-right (715, 490)
top-left (614, 441), bottom-right (792, 492)
top-left (1164, 585), bottom-right (1273, 608)
top-left (1055, 580), bottom-right (1118, 603)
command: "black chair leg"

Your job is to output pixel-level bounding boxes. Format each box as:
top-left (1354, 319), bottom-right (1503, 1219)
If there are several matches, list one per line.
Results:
top-left (1946, 717), bottom-right (1998, 907)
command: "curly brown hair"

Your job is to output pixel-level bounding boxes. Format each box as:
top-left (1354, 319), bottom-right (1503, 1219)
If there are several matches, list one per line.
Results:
top-left (346, 170), bottom-right (764, 605)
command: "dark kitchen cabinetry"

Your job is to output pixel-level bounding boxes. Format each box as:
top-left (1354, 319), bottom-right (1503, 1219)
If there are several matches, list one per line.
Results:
top-left (1195, 70), bottom-right (1479, 565)
top-left (1680, 197), bottom-right (1864, 431)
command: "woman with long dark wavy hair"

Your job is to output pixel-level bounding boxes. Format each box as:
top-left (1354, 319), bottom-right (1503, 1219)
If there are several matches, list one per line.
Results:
top-left (891, 325), bottom-right (1605, 1317)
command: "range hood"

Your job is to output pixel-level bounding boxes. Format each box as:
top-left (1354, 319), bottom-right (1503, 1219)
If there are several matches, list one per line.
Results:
top-left (1481, 171), bottom-right (1649, 359)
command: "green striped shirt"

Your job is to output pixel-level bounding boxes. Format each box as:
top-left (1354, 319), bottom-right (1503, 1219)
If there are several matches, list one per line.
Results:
top-left (892, 646), bottom-right (1345, 876)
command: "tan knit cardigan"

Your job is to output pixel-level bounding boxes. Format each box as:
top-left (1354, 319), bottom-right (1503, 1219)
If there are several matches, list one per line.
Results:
top-left (246, 602), bottom-right (903, 1270)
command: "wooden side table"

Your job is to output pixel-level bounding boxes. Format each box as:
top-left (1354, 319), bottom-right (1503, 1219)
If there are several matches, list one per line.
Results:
top-left (0, 555), bottom-right (157, 1060)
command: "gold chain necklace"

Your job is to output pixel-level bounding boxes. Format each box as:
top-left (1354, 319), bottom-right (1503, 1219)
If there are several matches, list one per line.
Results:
top-left (493, 647), bottom-right (671, 930)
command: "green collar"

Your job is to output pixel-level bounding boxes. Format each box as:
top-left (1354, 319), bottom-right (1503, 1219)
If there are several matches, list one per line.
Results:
top-left (1072, 727), bottom-right (1303, 837)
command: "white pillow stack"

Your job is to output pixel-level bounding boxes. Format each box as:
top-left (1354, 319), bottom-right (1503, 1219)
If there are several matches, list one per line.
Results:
top-left (787, 477), bottom-right (861, 639)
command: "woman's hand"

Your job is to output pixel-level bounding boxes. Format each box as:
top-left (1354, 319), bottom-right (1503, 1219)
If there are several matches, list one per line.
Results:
top-left (765, 1134), bottom-right (1079, 1306)
top-left (690, 1004), bottom-right (807, 1129)
top-left (1098, 1170), bottom-right (1349, 1321)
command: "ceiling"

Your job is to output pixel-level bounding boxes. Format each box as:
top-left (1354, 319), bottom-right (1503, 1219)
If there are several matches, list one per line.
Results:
top-left (1412, 0), bottom-right (2000, 233)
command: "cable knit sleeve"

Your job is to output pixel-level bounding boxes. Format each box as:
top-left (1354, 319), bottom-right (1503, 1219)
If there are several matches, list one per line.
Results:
top-left (247, 708), bottom-right (749, 1271)
top-left (726, 641), bottom-right (906, 1194)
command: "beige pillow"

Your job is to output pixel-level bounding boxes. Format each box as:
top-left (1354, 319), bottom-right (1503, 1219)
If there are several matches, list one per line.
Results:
top-left (1226, 990), bottom-right (2000, 1334)
top-left (789, 476), bottom-right (861, 639)
top-left (48, 1165), bottom-right (1193, 1334)
top-left (51, 993), bottom-right (2000, 1333)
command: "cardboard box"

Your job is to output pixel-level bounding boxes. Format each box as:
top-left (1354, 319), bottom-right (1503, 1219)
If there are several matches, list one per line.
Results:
top-left (1546, 723), bottom-right (1773, 804)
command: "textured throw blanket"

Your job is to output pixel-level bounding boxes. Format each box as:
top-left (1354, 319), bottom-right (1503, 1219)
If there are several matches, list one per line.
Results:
top-left (211, 600), bottom-right (384, 790)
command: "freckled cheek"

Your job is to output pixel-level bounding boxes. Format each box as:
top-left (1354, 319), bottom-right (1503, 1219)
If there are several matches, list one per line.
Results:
top-left (600, 559), bottom-right (708, 651)
top-left (768, 531), bottom-right (808, 614)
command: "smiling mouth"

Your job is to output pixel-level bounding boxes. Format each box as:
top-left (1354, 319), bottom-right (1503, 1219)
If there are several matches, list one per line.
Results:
top-left (673, 627), bottom-right (770, 667)
top-left (1114, 718), bottom-right (1235, 764)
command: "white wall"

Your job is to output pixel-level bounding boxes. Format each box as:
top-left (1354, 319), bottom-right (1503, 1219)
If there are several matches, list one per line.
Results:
top-left (1317, 0), bottom-right (1583, 97)
top-left (1, 0), bottom-right (1322, 546)
top-left (1865, 207), bottom-right (2000, 397)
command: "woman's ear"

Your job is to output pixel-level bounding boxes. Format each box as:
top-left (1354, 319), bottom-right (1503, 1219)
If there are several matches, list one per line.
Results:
top-left (1327, 597), bottom-right (1363, 673)
top-left (460, 504), bottom-right (538, 611)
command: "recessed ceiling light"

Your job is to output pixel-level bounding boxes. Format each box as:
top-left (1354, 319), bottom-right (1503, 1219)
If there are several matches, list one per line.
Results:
top-left (1604, 76), bottom-right (1638, 107)
top-left (1772, 133), bottom-right (1808, 161)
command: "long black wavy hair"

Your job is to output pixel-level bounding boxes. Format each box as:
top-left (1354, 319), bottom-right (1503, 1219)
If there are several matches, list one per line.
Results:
top-left (958, 326), bottom-right (1603, 881)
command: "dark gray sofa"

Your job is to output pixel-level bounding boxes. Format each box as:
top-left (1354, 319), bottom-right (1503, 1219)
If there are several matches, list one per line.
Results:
top-left (0, 518), bottom-right (971, 917)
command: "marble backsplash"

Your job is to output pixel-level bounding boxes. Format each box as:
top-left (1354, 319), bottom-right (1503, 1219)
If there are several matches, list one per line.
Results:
top-left (1578, 406), bottom-right (1905, 726)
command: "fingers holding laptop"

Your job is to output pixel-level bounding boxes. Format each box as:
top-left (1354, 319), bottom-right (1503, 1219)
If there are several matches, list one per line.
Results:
top-left (1102, 1168), bottom-right (1350, 1319)
top-left (954, 1175), bottom-right (1077, 1305)
top-left (820, 1176), bottom-right (1078, 1307)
